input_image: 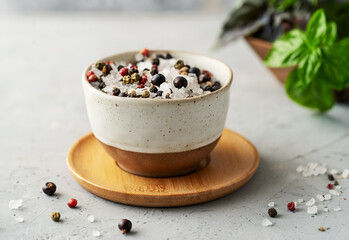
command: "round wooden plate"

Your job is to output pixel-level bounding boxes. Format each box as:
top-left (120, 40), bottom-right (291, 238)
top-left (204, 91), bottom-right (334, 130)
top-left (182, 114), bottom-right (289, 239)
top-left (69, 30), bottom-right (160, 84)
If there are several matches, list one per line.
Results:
top-left (67, 129), bottom-right (259, 207)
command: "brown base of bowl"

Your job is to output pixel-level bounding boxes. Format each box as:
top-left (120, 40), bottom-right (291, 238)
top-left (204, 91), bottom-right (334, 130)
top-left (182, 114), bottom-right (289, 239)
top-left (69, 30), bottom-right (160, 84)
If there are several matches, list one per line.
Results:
top-left (99, 137), bottom-right (220, 178)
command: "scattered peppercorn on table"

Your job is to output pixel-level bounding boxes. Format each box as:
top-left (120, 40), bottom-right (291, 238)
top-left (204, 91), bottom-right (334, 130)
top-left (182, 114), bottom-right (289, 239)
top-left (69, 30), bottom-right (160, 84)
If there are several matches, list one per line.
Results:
top-left (1, 12), bottom-right (349, 239)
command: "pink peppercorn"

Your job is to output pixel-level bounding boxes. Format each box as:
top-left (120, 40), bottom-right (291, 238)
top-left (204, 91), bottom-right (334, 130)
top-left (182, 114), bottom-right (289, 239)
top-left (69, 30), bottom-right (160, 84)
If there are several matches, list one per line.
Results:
top-left (119, 68), bottom-right (129, 76)
top-left (86, 70), bottom-right (94, 78)
top-left (137, 84), bottom-right (145, 88)
top-left (105, 61), bottom-right (111, 65)
top-left (140, 48), bottom-right (149, 56)
top-left (140, 75), bottom-right (147, 84)
top-left (328, 184), bottom-right (334, 189)
top-left (287, 202), bottom-right (295, 211)
top-left (67, 198), bottom-right (77, 208)
top-left (88, 74), bottom-right (97, 82)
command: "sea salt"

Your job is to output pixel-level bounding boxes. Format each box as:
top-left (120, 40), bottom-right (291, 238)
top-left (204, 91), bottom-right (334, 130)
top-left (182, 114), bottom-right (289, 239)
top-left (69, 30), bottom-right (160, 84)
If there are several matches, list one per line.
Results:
top-left (342, 169), bottom-right (349, 179)
top-left (297, 163), bottom-right (327, 177)
top-left (87, 215), bottom-right (95, 223)
top-left (9, 199), bottom-right (23, 210)
top-left (323, 207), bottom-right (329, 212)
top-left (298, 198), bottom-right (304, 203)
top-left (316, 195), bottom-right (325, 202)
top-left (15, 216), bottom-right (24, 223)
top-left (92, 230), bottom-right (101, 237)
top-left (334, 207), bottom-right (341, 212)
top-left (336, 185), bottom-right (341, 190)
top-left (307, 206), bottom-right (318, 215)
top-left (306, 198), bottom-right (316, 206)
top-left (262, 219), bottom-right (273, 227)
top-left (330, 169), bottom-right (339, 175)
top-left (329, 190), bottom-right (340, 196)
top-left (324, 194), bottom-right (331, 200)
top-left (268, 202), bottom-right (275, 207)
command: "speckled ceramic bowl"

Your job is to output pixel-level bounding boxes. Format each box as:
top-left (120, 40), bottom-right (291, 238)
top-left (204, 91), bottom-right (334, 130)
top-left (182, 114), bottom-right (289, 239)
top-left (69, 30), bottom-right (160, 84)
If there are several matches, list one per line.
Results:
top-left (82, 50), bottom-right (233, 177)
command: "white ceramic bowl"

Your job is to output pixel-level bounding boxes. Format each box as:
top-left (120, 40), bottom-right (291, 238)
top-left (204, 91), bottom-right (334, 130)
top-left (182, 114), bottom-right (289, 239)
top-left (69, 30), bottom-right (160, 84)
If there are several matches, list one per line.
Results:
top-left (82, 50), bottom-right (233, 177)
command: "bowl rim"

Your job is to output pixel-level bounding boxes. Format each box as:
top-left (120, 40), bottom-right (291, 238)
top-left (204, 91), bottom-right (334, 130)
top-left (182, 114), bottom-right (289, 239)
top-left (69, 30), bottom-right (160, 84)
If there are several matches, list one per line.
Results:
top-left (82, 49), bottom-right (233, 103)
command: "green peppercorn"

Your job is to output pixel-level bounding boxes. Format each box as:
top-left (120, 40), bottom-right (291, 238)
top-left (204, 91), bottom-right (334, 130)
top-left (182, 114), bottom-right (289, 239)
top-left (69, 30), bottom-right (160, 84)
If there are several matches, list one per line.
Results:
top-left (123, 75), bottom-right (131, 84)
top-left (181, 71), bottom-right (188, 76)
top-left (141, 90), bottom-right (150, 98)
top-left (131, 73), bottom-right (141, 83)
top-left (179, 66), bottom-right (189, 73)
top-left (51, 212), bottom-right (60, 222)
top-left (102, 64), bottom-right (112, 76)
top-left (165, 93), bottom-right (171, 99)
top-left (174, 60), bottom-right (184, 69)
top-left (94, 62), bottom-right (105, 71)
top-left (268, 208), bottom-right (277, 218)
top-left (334, 180), bottom-right (339, 185)
top-left (318, 227), bottom-right (325, 232)
top-left (205, 81), bottom-right (213, 87)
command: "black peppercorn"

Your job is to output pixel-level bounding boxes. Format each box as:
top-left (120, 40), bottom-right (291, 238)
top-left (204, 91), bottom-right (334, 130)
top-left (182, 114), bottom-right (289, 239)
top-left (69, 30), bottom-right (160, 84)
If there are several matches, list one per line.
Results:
top-left (211, 85), bottom-right (220, 92)
top-left (188, 67), bottom-right (201, 78)
top-left (213, 81), bottom-right (222, 87)
top-left (164, 53), bottom-right (173, 59)
top-left (102, 64), bottom-right (112, 76)
top-left (268, 208), bottom-right (277, 218)
top-left (150, 68), bottom-right (158, 76)
top-left (120, 92), bottom-right (128, 97)
top-left (203, 85), bottom-right (211, 91)
top-left (151, 74), bottom-right (166, 86)
top-left (149, 85), bottom-right (158, 93)
top-left (184, 64), bottom-right (191, 69)
top-left (156, 90), bottom-right (163, 97)
top-left (328, 174), bottom-right (334, 181)
top-left (97, 81), bottom-right (106, 89)
top-left (118, 219), bottom-right (132, 234)
top-left (152, 58), bottom-right (160, 66)
top-left (117, 65), bottom-right (124, 71)
top-left (113, 88), bottom-right (121, 96)
top-left (202, 74), bottom-right (211, 82)
top-left (42, 182), bottom-right (56, 196)
top-left (129, 67), bottom-right (138, 75)
top-left (173, 76), bottom-right (188, 89)
top-left (156, 54), bottom-right (164, 59)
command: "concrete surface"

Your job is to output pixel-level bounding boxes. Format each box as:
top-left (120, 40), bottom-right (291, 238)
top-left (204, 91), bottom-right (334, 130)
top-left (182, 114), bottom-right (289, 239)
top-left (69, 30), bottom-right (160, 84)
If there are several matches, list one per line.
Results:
top-left (0, 12), bottom-right (348, 239)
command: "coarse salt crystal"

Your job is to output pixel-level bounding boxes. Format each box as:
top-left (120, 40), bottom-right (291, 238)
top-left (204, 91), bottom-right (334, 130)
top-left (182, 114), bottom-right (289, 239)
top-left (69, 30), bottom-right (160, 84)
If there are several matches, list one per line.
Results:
top-left (306, 198), bottom-right (316, 206)
top-left (298, 198), bottom-right (304, 203)
top-left (15, 216), bottom-right (24, 223)
top-left (323, 207), bottom-right (329, 212)
top-left (294, 201), bottom-right (298, 207)
top-left (296, 165), bottom-right (304, 172)
top-left (307, 206), bottom-right (318, 215)
top-left (92, 230), bottom-right (101, 237)
top-left (268, 202), bottom-right (275, 207)
top-left (336, 185), bottom-right (341, 189)
top-left (87, 215), bottom-right (95, 223)
top-left (342, 169), bottom-right (349, 179)
top-left (329, 190), bottom-right (340, 196)
top-left (334, 207), bottom-right (341, 212)
top-left (316, 195), bottom-right (325, 202)
top-left (324, 194), bottom-right (331, 200)
top-left (262, 219), bottom-right (273, 227)
top-left (330, 169), bottom-right (339, 175)
top-left (9, 200), bottom-right (23, 210)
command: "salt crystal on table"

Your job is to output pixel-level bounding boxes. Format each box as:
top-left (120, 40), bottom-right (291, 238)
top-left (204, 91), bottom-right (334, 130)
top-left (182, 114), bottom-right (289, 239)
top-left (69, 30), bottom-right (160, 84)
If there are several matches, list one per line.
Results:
top-left (298, 198), bottom-right (304, 203)
top-left (334, 207), bottom-right (341, 212)
top-left (15, 216), bottom-right (24, 223)
top-left (92, 230), bottom-right (101, 237)
top-left (296, 165), bottom-right (304, 172)
top-left (308, 162), bottom-right (318, 169)
top-left (336, 185), bottom-right (341, 190)
top-left (294, 201), bottom-right (298, 207)
top-left (262, 219), bottom-right (273, 227)
top-left (87, 215), bottom-right (95, 223)
top-left (307, 206), bottom-right (318, 215)
top-left (330, 169), bottom-right (339, 175)
top-left (268, 202), bottom-right (275, 207)
top-left (342, 169), bottom-right (349, 179)
top-left (324, 194), bottom-right (331, 200)
top-left (9, 200), bottom-right (23, 210)
top-left (316, 195), bottom-right (325, 202)
top-left (329, 190), bottom-right (340, 196)
top-left (323, 207), bottom-right (329, 212)
top-left (306, 198), bottom-right (316, 206)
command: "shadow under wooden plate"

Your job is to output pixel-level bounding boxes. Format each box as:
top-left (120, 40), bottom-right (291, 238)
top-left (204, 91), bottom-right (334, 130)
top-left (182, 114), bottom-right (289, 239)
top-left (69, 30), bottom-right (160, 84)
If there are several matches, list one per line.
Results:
top-left (67, 129), bottom-right (259, 207)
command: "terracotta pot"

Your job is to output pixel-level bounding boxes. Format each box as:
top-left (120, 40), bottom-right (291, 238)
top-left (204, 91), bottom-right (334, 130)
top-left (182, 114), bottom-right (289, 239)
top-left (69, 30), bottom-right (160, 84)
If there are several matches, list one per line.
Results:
top-left (246, 37), bottom-right (349, 102)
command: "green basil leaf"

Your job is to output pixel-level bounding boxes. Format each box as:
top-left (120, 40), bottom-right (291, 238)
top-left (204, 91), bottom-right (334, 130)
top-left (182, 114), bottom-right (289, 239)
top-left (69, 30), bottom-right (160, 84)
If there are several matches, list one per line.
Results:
top-left (318, 38), bottom-right (349, 90)
top-left (264, 29), bottom-right (306, 67)
top-left (286, 69), bottom-right (334, 111)
top-left (322, 22), bottom-right (337, 45)
top-left (297, 48), bottom-right (322, 85)
top-left (305, 9), bottom-right (327, 45)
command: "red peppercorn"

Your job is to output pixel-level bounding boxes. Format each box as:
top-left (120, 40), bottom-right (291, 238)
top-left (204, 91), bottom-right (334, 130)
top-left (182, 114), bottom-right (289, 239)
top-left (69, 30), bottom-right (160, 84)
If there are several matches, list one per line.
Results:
top-left (141, 75), bottom-right (147, 84)
top-left (137, 84), bottom-right (145, 88)
top-left (87, 70), bottom-right (94, 78)
top-left (119, 67), bottom-right (129, 76)
top-left (287, 202), bottom-right (295, 211)
top-left (67, 198), bottom-right (77, 208)
top-left (328, 183), bottom-right (334, 189)
top-left (130, 65), bottom-right (138, 69)
top-left (140, 48), bottom-right (149, 56)
top-left (105, 61), bottom-right (111, 65)
top-left (88, 74), bottom-right (97, 82)
top-left (152, 64), bottom-right (158, 69)
top-left (202, 70), bottom-right (212, 77)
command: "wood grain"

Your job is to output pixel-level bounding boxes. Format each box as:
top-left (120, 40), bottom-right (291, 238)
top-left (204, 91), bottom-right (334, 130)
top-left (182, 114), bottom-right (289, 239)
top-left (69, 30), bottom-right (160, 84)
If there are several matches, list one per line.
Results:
top-left (67, 129), bottom-right (259, 207)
